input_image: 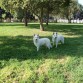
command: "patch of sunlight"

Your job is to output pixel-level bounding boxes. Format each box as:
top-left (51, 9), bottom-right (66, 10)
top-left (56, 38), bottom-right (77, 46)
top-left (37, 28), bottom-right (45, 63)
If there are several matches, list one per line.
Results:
top-left (36, 59), bottom-right (55, 75)
top-left (0, 41), bottom-right (3, 44)
top-left (0, 64), bottom-right (32, 80)
top-left (25, 29), bottom-right (52, 36)
top-left (11, 29), bottom-right (52, 36)
top-left (65, 35), bottom-right (81, 38)
top-left (56, 56), bottom-right (71, 65)
top-left (58, 32), bottom-right (81, 38)
top-left (21, 68), bottom-right (32, 80)
top-left (0, 66), bottom-right (15, 78)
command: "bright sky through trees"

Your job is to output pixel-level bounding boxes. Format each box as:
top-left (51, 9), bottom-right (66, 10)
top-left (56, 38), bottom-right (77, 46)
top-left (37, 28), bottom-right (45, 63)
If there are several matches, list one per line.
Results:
top-left (78, 0), bottom-right (83, 5)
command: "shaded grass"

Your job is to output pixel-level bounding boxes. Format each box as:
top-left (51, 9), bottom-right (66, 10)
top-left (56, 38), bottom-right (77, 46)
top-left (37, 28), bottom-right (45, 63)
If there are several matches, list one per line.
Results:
top-left (0, 23), bottom-right (83, 83)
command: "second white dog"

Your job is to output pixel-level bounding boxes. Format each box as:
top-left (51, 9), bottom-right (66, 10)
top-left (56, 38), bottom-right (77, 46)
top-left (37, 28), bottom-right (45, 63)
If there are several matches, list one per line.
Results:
top-left (52, 32), bottom-right (64, 48)
top-left (33, 34), bottom-right (52, 51)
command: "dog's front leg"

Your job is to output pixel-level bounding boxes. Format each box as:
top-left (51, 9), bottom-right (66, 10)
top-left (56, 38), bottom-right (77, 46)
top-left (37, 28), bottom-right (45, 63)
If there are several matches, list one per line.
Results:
top-left (52, 38), bottom-right (55, 46)
top-left (37, 46), bottom-right (39, 51)
top-left (56, 44), bottom-right (57, 48)
top-left (56, 42), bottom-right (58, 48)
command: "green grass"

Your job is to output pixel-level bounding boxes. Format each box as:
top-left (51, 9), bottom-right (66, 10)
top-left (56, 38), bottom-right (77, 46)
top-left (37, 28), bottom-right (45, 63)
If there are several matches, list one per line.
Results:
top-left (0, 23), bottom-right (83, 83)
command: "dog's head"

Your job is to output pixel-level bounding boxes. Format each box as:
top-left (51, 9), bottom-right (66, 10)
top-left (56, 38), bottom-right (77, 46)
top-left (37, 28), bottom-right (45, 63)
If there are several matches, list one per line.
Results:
top-left (52, 32), bottom-right (58, 38)
top-left (33, 34), bottom-right (39, 41)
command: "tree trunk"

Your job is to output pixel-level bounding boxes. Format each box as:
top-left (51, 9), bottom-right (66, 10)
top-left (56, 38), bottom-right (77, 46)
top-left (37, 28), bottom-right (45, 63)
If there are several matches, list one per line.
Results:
top-left (6, 18), bottom-right (11, 22)
top-left (39, 18), bottom-right (44, 31)
top-left (67, 7), bottom-right (71, 23)
top-left (39, 7), bottom-right (44, 31)
top-left (24, 8), bottom-right (28, 26)
top-left (0, 18), bottom-right (2, 22)
top-left (55, 18), bottom-right (57, 23)
top-left (46, 9), bottom-right (49, 25)
top-left (68, 18), bottom-right (71, 23)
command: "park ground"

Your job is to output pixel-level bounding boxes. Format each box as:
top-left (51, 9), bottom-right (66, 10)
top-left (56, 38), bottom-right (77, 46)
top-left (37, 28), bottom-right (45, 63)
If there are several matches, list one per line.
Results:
top-left (0, 23), bottom-right (83, 83)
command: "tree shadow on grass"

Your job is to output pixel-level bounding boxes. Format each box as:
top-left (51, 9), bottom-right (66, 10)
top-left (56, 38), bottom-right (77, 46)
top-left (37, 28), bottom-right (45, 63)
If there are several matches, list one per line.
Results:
top-left (28, 24), bottom-right (40, 29)
top-left (45, 24), bottom-right (83, 35)
top-left (0, 35), bottom-right (83, 61)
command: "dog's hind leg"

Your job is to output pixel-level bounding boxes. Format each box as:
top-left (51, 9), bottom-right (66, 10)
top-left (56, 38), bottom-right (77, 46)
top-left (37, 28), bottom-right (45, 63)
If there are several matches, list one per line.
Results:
top-left (61, 38), bottom-right (64, 44)
top-left (50, 44), bottom-right (52, 48)
top-left (47, 44), bottom-right (51, 49)
top-left (56, 42), bottom-right (58, 48)
top-left (52, 39), bottom-right (55, 46)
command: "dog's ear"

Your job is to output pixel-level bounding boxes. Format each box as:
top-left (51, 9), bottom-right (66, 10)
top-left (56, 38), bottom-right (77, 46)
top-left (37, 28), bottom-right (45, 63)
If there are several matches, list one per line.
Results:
top-left (53, 32), bottom-right (54, 35)
top-left (33, 34), bottom-right (35, 36)
top-left (37, 34), bottom-right (39, 36)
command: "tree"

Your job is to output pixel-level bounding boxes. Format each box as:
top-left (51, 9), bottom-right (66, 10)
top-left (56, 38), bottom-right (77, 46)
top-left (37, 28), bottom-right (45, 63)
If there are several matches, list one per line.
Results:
top-left (60, 0), bottom-right (78, 23)
top-left (24, 0), bottom-right (45, 30)
top-left (26, 0), bottom-right (65, 30)
top-left (44, 0), bottom-right (54, 25)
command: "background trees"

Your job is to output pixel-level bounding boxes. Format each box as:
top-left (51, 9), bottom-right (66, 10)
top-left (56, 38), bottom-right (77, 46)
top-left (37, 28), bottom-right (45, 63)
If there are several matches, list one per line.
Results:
top-left (61, 0), bottom-right (79, 23)
top-left (0, 0), bottom-right (82, 30)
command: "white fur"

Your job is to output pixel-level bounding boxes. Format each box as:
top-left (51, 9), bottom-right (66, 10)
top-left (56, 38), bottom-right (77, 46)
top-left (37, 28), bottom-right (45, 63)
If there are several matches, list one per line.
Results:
top-left (33, 34), bottom-right (52, 51)
top-left (52, 32), bottom-right (64, 48)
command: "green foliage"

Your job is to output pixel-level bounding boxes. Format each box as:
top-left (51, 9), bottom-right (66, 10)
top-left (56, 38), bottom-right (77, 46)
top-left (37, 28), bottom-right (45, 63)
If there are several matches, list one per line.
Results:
top-left (59, 0), bottom-right (79, 19)
top-left (0, 0), bottom-right (80, 19)
top-left (2, 14), bottom-right (6, 18)
top-left (0, 0), bottom-right (24, 20)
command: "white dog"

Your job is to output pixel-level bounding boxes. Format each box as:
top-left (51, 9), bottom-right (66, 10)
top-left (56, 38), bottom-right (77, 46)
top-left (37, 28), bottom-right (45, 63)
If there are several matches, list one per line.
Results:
top-left (33, 34), bottom-right (52, 51)
top-left (52, 32), bottom-right (64, 48)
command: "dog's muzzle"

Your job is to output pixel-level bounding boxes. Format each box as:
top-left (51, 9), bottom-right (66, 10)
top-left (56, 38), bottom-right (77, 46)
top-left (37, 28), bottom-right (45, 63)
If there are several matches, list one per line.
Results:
top-left (35, 39), bottom-right (38, 42)
top-left (54, 37), bottom-right (57, 39)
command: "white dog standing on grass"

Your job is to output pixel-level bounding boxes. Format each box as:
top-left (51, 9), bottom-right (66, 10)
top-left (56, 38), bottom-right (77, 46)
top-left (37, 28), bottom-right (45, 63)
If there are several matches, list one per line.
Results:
top-left (52, 32), bottom-right (64, 48)
top-left (33, 34), bottom-right (52, 51)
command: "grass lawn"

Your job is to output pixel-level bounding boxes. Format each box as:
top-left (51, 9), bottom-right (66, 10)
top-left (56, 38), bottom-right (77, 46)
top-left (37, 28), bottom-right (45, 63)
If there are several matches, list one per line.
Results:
top-left (0, 23), bottom-right (83, 83)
